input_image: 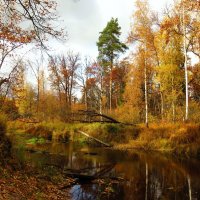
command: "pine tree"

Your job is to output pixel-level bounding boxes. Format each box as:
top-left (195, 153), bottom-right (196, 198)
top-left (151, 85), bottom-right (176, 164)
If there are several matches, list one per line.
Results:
top-left (97, 18), bottom-right (127, 111)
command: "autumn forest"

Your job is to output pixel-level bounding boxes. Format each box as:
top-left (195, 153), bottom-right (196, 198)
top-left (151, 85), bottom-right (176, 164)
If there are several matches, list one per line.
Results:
top-left (0, 0), bottom-right (200, 199)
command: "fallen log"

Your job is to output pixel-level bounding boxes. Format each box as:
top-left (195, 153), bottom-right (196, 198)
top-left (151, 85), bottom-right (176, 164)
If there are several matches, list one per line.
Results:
top-left (78, 110), bottom-right (120, 123)
top-left (67, 173), bottom-right (97, 181)
top-left (70, 110), bottom-right (135, 125)
top-left (66, 164), bottom-right (115, 181)
top-left (77, 130), bottom-right (112, 147)
top-left (95, 164), bottom-right (115, 178)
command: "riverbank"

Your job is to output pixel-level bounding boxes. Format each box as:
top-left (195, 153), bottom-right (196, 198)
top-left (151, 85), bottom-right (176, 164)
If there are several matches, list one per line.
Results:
top-left (7, 120), bottom-right (200, 157)
top-left (68, 122), bottom-right (200, 158)
top-left (0, 159), bottom-right (74, 199)
top-left (114, 123), bottom-right (200, 158)
top-left (2, 120), bottom-right (200, 199)
top-left (0, 118), bottom-right (75, 199)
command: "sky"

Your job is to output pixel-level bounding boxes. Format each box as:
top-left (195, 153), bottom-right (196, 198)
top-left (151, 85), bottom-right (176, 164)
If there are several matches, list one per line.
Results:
top-left (52, 0), bottom-right (174, 59)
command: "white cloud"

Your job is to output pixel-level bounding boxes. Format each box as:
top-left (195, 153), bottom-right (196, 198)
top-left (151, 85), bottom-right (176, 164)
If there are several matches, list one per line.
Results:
top-left (50, 0), bottom-right (174, 59)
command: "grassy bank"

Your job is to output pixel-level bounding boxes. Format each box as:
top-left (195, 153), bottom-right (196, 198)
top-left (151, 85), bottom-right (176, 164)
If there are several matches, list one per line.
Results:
top-left (79, 123), bottom-right (138, 145)
top-left (8, 121), bottom-right (81, 143)
top-left (8, 121), bottom-right (136, 144)
top-left (76, 122), bottom-right (200, 157)
top-left (7, 120), bottom-right (200, 157)
top-left (0, 118), bottom-right (75, 199)
top-left (115, 123), bottom-right (200, 157)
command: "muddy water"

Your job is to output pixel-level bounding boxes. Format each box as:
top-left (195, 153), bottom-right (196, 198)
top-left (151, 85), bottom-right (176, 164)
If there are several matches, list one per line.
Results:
top-left (10, 134), bottom-right (200, 200)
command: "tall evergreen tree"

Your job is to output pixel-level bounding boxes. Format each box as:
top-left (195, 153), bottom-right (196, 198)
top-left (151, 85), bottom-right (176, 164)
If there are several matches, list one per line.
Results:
top-left (97, 18), bottom-right (127, 111)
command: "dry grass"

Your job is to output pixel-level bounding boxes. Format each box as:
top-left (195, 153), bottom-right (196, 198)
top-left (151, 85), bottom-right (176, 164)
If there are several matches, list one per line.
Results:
top-left (7, 119), bottom-right (200, 157)
top-left (80, 123), bottom-right (138, 144)
top-left (26, 125), bottom-right (53, 140)
top-left (115, 123), bottom-right (200, 157)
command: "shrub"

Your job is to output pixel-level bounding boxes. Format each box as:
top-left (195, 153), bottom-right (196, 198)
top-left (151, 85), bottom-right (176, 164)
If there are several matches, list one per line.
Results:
top-left (170, 125), bottom-right (200, 145)
top-left (26, 137), bottom-right (46, 145)
top-left (0, 113), bottom-right (11, 159)
top-left (26, 125), bottom-right (53, 140)
top-left (80, 123), bottom-right (137, 144)
top-left (25, 122), bottom-right (72, 142)
top-left (0, 113), bottom-right (7, 137)
top-left (105, 124), bottom-right (120, 134)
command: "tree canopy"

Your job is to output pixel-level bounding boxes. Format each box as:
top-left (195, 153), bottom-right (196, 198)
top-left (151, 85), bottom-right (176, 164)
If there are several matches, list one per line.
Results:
top-left (97, 18), bottom-right (127, 67)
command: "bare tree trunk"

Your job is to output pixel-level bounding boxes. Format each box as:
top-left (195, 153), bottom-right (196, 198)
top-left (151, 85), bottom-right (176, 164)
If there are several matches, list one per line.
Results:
top-left (100, 71), bottom-right (103, 121)
top-left (171, 73), bottom-right (176, 123)
top-left (145, 162), bottom-right (148, 200)
top-left (182, 1), bottom-right (189, 121)
top-left (109, 60), bottom-right (113, 112)
top-left (109, 72), bottom-right (112, 112)
top-left (161, 91), bottom-right (164, 121)
top-left (187, 175), bottom-right (192, 200)
top-left (84, 87), bottom-right (88, 110)
top-left (84, 87), bottom-right (88, 121)
top-left (29, 62), bottom-right (40, 115)
top-left (37, 76), bottom-right (40, 115)
top-left (172, 101), bottom-right (175, 123)
top-left (144, 53), bottom-right (148, 128)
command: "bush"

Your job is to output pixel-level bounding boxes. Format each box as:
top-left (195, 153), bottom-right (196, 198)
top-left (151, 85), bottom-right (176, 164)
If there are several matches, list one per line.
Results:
top-left (0, 113), bottom-right (11, 159)
top-left (105, 124), bottom-right (120, 134)
top-left (25, 122), bottom-right (73, 142)
top-left (0, 113), bottom-right (7, 137)
top-left (114, 105), bottom-right (141, 124)
top-left (189, 101), bottom-right (200, 123)
top-left (26, 137), bottom-right (46, 145)
top-left (26, 125), bottom-right (53, 140)
top-left (80, 123), bottom-right (137, 144)
top-left (170, 125), bottom-right (200, 145)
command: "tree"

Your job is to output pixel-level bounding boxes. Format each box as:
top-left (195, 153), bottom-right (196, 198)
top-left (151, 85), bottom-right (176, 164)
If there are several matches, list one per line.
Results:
top-left (128, 0), bottom-right (157, 127)
top-left (0, 0), bottom-right (65, 99)
top-left (161, 0), bottom-right (200, 121)
top-left (10, 61), bottom-right (26, 115)
top-left (85, 61), bottom-right (104, 113)
top-left (29, 59), bottom-right (46, 117)
top-left (154, 20), bottom-right (185, 122)
top-left (77, 56), bottom-right (92, 111)
top-left (48, 51), bottom-right (80, 120)
top-left (190, 63), bottom-right (200, 101)
top-left (112, 60), bottom-right (128, 108)
top-left (97, 18), bottom-right (127, 112)
top-left (116, 57), bottom-right (143, 124)
top-left (0, 0), bottom-right (64, 49)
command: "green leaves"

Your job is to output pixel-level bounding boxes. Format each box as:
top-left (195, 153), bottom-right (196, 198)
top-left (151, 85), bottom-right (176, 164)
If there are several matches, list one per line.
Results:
top-left (97, 18), bottom-right (127, 66)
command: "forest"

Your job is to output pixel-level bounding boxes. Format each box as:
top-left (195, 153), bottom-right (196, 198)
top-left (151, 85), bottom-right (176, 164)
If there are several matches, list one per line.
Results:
top-left (0, 0), bottom-right (200, 199)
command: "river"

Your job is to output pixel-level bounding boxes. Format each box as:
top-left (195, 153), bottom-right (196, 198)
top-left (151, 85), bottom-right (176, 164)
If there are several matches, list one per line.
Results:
top-left (10, 133), bottom-right (200, 200)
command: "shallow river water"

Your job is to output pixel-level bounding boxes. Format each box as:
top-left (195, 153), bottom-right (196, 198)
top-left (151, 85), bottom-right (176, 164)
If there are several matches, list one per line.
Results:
top-left (10, 134), bottom-right (200, 200)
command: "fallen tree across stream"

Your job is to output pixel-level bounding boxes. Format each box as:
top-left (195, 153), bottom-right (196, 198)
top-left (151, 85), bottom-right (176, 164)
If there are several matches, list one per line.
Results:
top-left (69, 110), bottom-right (134, 125)
top-left (77, 130), bottom-right (112, 147)
top-left (65, 164), bottom-right (116, 181)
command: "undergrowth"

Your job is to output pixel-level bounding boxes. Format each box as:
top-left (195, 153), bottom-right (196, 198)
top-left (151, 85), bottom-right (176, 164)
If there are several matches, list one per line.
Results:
top-left (7, 120), bottom-right (200, 157)
top-left (116, 123), bottom-right (200, 157)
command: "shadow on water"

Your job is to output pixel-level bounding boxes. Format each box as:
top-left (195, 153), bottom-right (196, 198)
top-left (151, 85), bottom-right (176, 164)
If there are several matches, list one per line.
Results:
top-left (10, 133), bottom-right (200, 200)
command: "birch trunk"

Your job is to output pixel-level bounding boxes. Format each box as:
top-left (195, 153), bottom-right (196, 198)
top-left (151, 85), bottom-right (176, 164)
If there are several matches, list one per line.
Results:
top-left (161, 91), bottom-right (164, 121)
top-left (109, 61), bottom-right (113, 112)
top-left (100, 71), bottom-right (103, 121)
top-left (144, 51), bottom-right (148, 128)
top-left (145, 162), bottom-right (148, 200)
top-left (187, 175), bottom-right (192, 200)
top-left (182, 1), bottom-right (189, 121)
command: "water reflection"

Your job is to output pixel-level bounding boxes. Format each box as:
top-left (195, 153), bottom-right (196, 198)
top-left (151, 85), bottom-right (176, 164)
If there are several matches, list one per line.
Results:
top-left (10, 135), bottom-right (200, 200)
top-left (70, 152), bottom-right (200, 200)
